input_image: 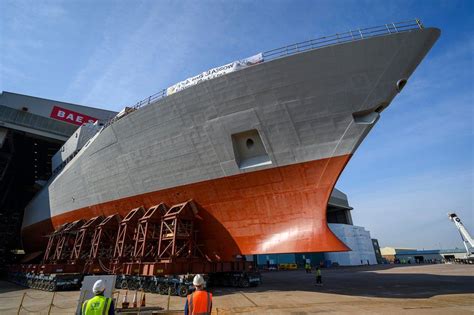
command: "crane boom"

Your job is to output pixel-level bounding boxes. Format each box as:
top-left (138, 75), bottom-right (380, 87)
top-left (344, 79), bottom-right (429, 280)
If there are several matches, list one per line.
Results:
top-left (448, 213), bottom-right (474, 258)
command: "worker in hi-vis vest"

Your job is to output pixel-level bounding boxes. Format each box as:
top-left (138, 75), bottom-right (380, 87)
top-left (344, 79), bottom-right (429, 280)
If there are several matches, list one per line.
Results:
top-left (185, 274), bottom-right (213, 315)
top-left (82, 280), bottom-right (114, 315)
top-left (315, 266), bottom-right (323, 286)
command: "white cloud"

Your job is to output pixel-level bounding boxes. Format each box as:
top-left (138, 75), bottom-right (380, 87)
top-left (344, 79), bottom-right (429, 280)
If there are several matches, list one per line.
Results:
top-left (63, 1), bottom-right (233, 110)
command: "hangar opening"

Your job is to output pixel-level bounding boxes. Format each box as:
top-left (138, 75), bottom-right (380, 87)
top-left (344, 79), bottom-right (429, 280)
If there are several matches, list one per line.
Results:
top-left (0, 91), bottom-right (116, 269)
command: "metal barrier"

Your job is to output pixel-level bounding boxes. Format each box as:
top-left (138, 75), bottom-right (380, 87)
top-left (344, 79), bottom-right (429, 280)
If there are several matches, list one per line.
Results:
top-left (262, 19), bottom-right (423, 60)
top-left (102, 19), bottom-right (423, 128)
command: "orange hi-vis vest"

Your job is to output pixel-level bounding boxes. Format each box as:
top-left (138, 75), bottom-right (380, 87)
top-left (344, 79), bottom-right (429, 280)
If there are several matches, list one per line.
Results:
top-left (187, 290), bottom-right (212, 315)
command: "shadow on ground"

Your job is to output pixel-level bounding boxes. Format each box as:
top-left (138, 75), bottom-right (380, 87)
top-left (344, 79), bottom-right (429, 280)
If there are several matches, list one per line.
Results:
top-left (1, 264), bottom-right (473, 300)
top-left (212, 264), bottom-right (474, 299)
top-left (0, 280), bottom-right (26, 294)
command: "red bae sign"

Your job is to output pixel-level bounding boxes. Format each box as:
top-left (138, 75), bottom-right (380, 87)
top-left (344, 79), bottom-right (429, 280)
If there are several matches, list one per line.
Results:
top-left (50, 106), bottom-right (98, 126)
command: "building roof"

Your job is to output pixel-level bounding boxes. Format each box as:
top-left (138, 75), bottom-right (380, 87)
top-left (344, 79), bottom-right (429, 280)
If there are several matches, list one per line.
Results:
top-left (0, 91), bottom-right (117, 141)
top-left (0, 91), bottom-right (117, 120)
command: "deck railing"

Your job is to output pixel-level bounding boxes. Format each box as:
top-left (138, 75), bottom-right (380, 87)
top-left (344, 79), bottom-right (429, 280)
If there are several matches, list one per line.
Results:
top-left (103, 19), bottom-right (423, 128)
top-left (262, 19), bottom-right (423, 61)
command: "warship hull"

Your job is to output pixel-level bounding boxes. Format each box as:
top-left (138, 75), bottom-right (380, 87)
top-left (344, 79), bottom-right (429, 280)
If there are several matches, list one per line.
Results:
top-left (22, 26), bottom-right (440, 260)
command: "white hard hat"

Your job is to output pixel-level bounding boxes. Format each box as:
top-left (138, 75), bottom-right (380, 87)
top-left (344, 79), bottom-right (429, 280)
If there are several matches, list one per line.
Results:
top-left (193, 274), bottom-right (205, 286)
top-left (93, 279), bottom-right (106, 294)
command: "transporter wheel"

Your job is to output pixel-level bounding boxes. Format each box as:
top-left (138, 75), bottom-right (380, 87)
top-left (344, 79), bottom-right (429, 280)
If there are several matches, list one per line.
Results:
top-left (239, 277), bottom-right (250, 288)
top-left (48, 282), bottom-right (57, 292)
top-left (128, 281), bottom-right (138, 291)
top-left (231, 277), bottom-right (239, 287)
top-left (178, 285), bottom-right (189, 297)
top-left (148, 282), bottom-right (157, 293)
top-left (159, 283), bottom-right (169, 295)
top-left (120, 280), bottom-right (128, 290)
top-left (169, 285), bottom-right (177, 296)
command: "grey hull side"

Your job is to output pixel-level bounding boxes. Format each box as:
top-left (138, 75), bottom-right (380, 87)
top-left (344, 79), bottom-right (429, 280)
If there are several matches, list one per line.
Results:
top-left (23, 28), bottom-right (440, 228)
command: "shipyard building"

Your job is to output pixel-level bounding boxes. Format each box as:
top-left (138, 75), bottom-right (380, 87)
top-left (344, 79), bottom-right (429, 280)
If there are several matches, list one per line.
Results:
top-left (1, 91), bottom-right (378, 268)
top-left (0, 91), bottom-right (116, 267)
top-left (380, 247), bottom-right (467, 263)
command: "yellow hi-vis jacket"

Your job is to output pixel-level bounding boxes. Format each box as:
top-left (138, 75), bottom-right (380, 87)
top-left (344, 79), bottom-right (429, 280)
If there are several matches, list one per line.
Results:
top-left (82, 295), bottom-right (112, 315)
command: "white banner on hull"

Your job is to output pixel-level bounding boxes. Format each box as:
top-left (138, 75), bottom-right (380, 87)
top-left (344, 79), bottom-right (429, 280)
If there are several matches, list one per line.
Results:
top-left (166, 53), bottom-right (263, 96)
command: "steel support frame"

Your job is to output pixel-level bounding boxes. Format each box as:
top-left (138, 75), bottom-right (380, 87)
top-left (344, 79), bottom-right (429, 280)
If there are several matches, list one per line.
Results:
top-left (84, 213), bottom-right (121, 273)
top-left (111, 206), bottom-right (145, 272)
top-left (42, 223), bottom-right (70, 263)
top-left (69, 216), bottom-right (104, 263)
top-left (51, 219), bottom-right (85, 263)
top-left (133, 203), bottom-right (168, 261)
top-left (157, 200), bottom-right (204, 262)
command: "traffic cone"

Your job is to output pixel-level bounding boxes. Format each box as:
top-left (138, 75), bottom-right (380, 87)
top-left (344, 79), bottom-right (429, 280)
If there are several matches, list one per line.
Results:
top-left (140, 291), bottom-right (146, 307)
top-left (132, 290), bottom-right (138, 308)
top-left (122, 290), bottom-right (129, 309)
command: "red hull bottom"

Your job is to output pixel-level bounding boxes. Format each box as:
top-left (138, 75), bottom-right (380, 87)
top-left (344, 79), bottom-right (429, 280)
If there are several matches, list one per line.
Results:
top-left (22, 154), bottom-right (351, 260)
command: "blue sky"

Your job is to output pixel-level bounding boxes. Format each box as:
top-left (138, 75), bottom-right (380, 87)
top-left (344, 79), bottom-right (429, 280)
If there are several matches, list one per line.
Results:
top-left (1, 0), bottom-right (472, 249)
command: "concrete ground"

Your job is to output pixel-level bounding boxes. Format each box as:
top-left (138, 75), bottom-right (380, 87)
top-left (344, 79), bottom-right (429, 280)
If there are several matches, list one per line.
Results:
top-left (0, 264), bottom-right (472, 314)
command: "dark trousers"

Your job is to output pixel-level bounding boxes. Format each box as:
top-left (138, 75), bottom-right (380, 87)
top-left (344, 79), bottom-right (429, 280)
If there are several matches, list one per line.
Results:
top-left (316, 276), bottom-right (322, 284)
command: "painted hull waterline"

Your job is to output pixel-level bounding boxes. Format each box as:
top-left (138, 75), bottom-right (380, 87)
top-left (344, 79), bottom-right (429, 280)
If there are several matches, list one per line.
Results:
top-left (22, 27), bottom-right (440, 260)
top-left (23, 155), bottom-right (351, 259)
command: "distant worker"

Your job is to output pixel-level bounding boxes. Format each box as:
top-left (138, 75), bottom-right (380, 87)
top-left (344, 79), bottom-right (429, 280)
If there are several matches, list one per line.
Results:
top-left (185, 274), bottom-right (212, 315)
top-left (81, 279), bottom-right (114, 315)
top-left (315, 267), bottom-right (323, 286)
top-left (305, 262), bottom-right (311, 273)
